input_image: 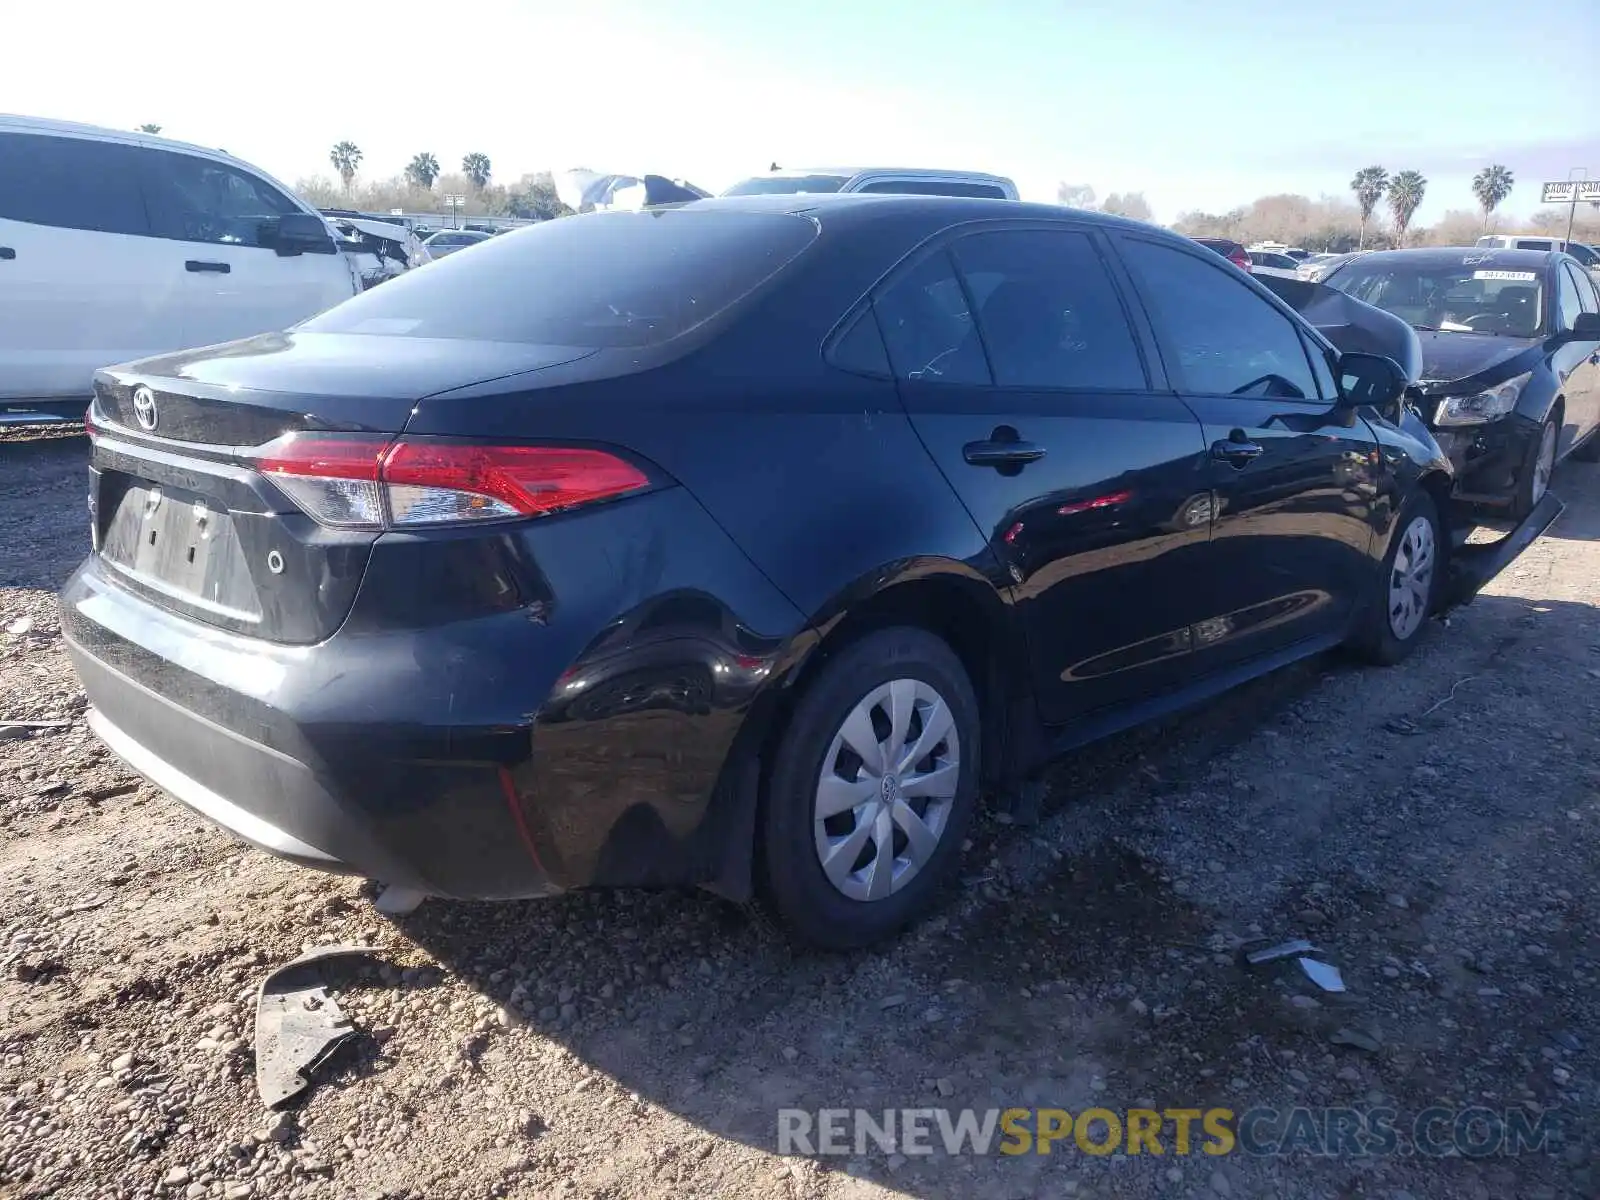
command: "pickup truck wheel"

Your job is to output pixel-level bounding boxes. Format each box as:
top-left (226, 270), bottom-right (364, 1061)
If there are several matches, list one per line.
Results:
top-left (1350, 492), bottom-right (1441, 666)
top-left (760, 627), bottom-right (980, 950)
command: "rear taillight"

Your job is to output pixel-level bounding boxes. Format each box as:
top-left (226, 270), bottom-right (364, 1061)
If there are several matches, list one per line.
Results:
top-left (254, 434), bottom-right (651, 530)
top-left (1230, 251), bottom-right (1252, 272)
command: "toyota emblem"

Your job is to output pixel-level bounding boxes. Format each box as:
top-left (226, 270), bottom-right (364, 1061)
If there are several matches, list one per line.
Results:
top-left (132, 386), bottom-right (158, 431)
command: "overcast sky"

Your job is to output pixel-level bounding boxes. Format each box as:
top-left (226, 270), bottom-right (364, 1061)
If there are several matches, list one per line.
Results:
top-left (4, 0), bottom-right (1596, 223)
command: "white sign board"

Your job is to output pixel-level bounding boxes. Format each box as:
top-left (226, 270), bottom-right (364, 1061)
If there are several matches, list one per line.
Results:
top-left (1541, 180), bottom-right (1600, 204)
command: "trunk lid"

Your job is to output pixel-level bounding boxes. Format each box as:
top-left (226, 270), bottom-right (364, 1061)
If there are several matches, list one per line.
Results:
top-left (88, 332), bottom-right (596, 644)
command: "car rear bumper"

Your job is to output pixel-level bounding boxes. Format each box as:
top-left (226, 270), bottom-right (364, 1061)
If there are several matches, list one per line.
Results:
top-left (59, 485), bottom-right (804, 900)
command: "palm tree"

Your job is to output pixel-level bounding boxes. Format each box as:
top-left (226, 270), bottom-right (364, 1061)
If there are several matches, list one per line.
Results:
top-left (1472, 164), bottom-right (1515, 233)
top-left (137, 123), bottom-right (162, 135)
top-left (1388, 170), bottom-right (1427, 247)
top-left (462, 153), bottom-right (492, 191)
top-left (1350, 166), bottom-right (1389, 250)
top-left (405, 152), bottom-right (441, 190)
top-left (329, 141), bottom-right (363, 194)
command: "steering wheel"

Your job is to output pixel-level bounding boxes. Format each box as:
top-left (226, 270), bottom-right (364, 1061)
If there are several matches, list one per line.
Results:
top-left (1456, 312), bottom-right (1501, 329)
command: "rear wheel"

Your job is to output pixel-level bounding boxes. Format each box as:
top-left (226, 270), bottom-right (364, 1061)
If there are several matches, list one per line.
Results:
top-left (1349, 491), bottom-right (1442, 666)
top-left (760, 627), bottom-right (980, 950)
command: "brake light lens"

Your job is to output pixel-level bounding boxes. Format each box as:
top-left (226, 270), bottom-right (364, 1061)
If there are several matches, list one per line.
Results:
top-left (1230, 250), bottom-right (1252, 272)
top-left (254, 434), bottom-right (651, 530)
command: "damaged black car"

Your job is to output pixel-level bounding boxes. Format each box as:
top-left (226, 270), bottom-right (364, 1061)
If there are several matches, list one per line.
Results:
top-left (1322, 247), bottom-right (1600, 517)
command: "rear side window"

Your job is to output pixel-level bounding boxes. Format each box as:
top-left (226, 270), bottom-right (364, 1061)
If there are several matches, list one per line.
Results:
top-left (304, 210), bottom-right (818, 348)
top-left (0, 133), bottom-right (149, 236)
top-left (721, 174), bottom-right (847, 196)
top-left (951, 229), bottom-right (1146, 390)
top-left (857, 180), bottom-right (1008, 198)
top-left (1569, 263), bottom-right (1600, 314)
top-left (873, 251), bottom-right (990, 385)
top-left (139, 149), bottom-right (299, 248)
top-left (1515, 239), bottom-right (1554, 251)
top-left (1120, 238), bottom-right (1318, 399)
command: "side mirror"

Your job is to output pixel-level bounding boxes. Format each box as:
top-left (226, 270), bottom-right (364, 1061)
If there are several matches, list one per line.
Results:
top-left (1337, 352), bottom-right (1409, 410)
top-left (1557, 311), bottom-right (1600, 342)
top-left (265, 213), bottom-right (336, 257)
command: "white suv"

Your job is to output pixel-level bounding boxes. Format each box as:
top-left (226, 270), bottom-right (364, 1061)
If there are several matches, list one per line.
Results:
top-left (722, 167), bottom-right (1019, 200)
top-left (0, 116), bottom-right (360, 418)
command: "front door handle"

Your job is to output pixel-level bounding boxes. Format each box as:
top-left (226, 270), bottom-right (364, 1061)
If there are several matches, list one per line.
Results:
top-left (0, 247), bottom-right (15, 260)
top-left (1211, 436), bottom-right (1265, 466)
top-left (185, 260), bottom-right (230, 273)
top-left (964, 428), bottom-right (1047, 470)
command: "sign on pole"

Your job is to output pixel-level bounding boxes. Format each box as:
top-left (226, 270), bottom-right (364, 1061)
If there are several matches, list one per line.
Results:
top-left (1541, 180), bottom-right (1600, 204)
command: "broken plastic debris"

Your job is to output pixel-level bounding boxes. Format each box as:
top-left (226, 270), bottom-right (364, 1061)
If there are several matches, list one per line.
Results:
top-left (1244, 939), bottom-right (1316, 966)
top-left (254, 945), bottom-right (375, 1109)
top-left (1297, 958), bottom-right (1346, 992)
top-left (1330, 1027), bottom-right (1383, 1052)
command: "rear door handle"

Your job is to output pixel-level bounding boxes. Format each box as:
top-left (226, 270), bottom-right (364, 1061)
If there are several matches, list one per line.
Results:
top-left (963, 438), bottom-right (1047, 469)
top-left (185, 260), bottom-right (230, 273)
top-left (0, 247), bottom-right (14, 260)
top-left (1211, 437), bottom-right (1264, 465)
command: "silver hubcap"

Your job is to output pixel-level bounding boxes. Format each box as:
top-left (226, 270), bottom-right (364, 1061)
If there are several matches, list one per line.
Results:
top-left (1532, 421), bottom-right (1556, 504)
top-left (1388, 515), bottom-right (1436, 640)
top-left (813, 678), bottom-right (960, 902)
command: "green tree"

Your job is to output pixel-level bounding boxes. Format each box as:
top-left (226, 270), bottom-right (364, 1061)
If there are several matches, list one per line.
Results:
top-left (462, 153), bottom-right (492, 191)
top-left (1387, 170), bottom-right (1427, 247)
top-left (137, 123), bottom-right (162, 135)
top-left (329, 141), bottom-right (363, 194)
top-left (405, 152), bottom-right (441, 190)
top-left (506, 173), bottom-right (571, 221)
top-left (1350, 166), bottom-right (1389, 249)
top-left (1471, 164), bottom-right (1515, 233)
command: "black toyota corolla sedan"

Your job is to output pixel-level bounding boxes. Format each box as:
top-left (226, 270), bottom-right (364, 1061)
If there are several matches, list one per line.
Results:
top-left (62, 196), bottom-right (1557, 949)
top-left (1322, 247), bottom-right (1600, 517)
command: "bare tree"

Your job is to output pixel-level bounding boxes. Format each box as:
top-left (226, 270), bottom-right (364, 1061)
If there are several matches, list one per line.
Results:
top-left (1100, 192), bottom-right (1153, 222)
top-left (329, 142), bottom-right (363, 194)
top-left (1350, 166), bottom-right (1389, 250)
top-left (1471, 164), bottom-right (1515, 233)
top-left (1387, 171), bottom-right (1427, 247)
top-left (1056, 183), bottom-right (1097, 209)
top-left (137, 123), bottom-right (162, 135)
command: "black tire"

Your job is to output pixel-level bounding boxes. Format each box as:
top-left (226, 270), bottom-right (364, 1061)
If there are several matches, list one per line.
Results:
top-left (1511, 411), bottom-right (1560, 519)
top-left (760, 626), bottom-right (980, 950)
top-left (1348, 490), bottom-right (1443, 666)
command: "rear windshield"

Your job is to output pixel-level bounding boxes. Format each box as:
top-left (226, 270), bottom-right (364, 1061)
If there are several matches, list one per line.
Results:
top-left (302, 210), bottom-right (818, 347)
top-left (722, 174), bottom-right (848, 196)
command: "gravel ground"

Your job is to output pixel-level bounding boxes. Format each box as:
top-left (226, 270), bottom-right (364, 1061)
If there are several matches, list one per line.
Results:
top-left (2, 425), bottom-right (1597, 1199)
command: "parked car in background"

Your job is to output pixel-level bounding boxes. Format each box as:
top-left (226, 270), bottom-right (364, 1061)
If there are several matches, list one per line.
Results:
top-left (0, 115), bottom-right (360, 419)
top-left (1323, 247), bottom-right (1600, 516)
top-left (422, 229), bottom-right (492, 258)
top-left (1191, 236), bottom-right (1252, 271)
top-left (722, 166), bottom-right (1019, 200)
top-left (1247, 250), bottom-right (1302, 278)
top-left (63, 196), bottom-right (1555, 951)
top-left (1298, 251), bottom-right (1364, 283)
top-left (324, 215), bottom-right (431, 289)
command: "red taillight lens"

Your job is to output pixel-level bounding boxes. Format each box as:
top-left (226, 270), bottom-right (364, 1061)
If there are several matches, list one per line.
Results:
top-left (1230, 251), bottom-right (1252, 272)
top-left (383, 442), bottom-right (649, 527)
top-left (252, 434), bottom-right (650, 530)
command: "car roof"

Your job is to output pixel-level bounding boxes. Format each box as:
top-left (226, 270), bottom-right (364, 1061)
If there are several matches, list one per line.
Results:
top-left (674, 191), bottom-right (1164, 233)
top-left (1335, 246), bottom-right (1558, 270)
top-left (758, 166), bottom-right (1012, 182)
top-left (0, 112), bottom-right (239, 165)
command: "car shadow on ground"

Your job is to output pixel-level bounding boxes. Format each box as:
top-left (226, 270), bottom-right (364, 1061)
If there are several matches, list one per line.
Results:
top-left (375, 585), bottom-right (1597, 1198)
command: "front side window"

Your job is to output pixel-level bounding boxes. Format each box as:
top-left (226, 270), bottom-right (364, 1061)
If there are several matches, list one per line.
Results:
top-left (140, 150), bottom-right (299, 248)
top-left (1557, 264), bottom-right (1585, 329)
top-left (1120, 238), bottom-right (1317, 399)
top-left (0, 133), bottom-right (148, 236)
top-left (1326, 258), bottom-right (1546, 338)
top-left (1568, 263), bottom-right (1600, 314)
top-left (950, 229), bottom-right (1146, 390)
top-left (874, 251), bottom-right (990, 385)
top-left (304, 209), bottom-right (818, 348)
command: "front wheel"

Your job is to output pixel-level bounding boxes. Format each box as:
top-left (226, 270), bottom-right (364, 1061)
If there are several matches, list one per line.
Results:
top-left (760, 627), bottom-right (980, 950)
top-left (1512, 413), bottom-right (1559, 519)
top-left (1348, 492), bottom-right (1442, 666)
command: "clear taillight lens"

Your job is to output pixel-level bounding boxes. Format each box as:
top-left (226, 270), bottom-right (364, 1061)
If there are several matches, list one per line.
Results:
top-left (253, 434), bottom-right (651, 530)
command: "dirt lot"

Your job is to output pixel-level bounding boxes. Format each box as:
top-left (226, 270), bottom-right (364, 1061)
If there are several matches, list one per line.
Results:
top-left (2, 425), bottom-right (1597, 1200)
